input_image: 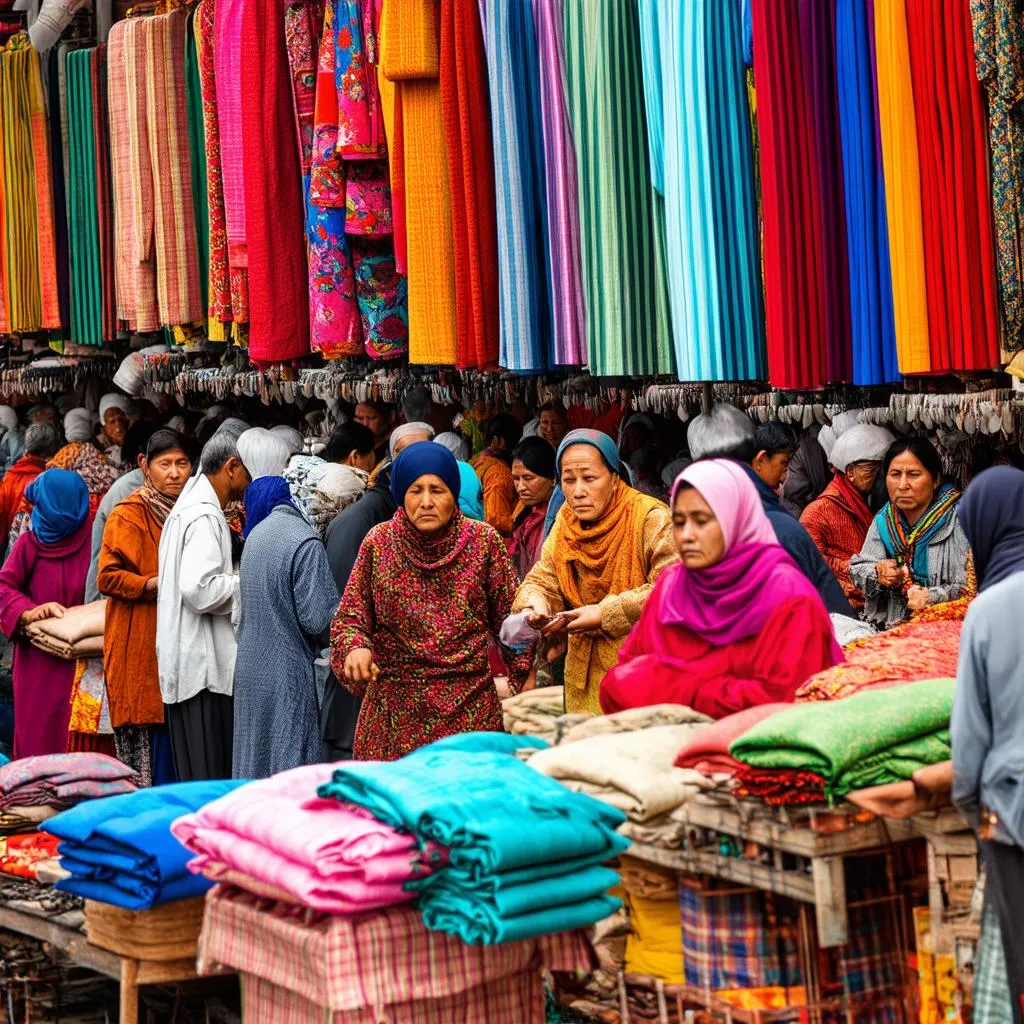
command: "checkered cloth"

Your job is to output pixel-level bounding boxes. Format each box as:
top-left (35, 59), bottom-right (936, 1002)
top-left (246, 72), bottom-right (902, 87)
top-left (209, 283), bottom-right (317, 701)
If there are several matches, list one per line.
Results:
top-left (973, 903), bottom-right (1014, 1024)
top-left (197, 885), bottom-right (592, 1014)
top-left (837, 905), bottom-right (898, 1001)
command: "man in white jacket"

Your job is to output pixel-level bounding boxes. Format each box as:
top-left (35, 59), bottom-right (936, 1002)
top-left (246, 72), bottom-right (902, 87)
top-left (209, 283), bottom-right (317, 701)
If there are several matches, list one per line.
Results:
top-left (157, 432), bottom-right (250, 781)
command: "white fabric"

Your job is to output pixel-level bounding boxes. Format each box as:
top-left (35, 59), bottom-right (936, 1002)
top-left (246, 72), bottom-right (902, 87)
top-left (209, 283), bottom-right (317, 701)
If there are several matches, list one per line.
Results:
top-left (270, 425), bottom-right (304, 456)
top-left (434, 431), bottom-right (469, 460)
top-left (0, 407), bottom-right (18, 433)
top-left (828, 425), bottom-right (895, 472)
top-left (817, 425), bottom-right (837, 459)
top-left (237, 428), bottom-right (290, 480)
top-left (157, 474), bottom-right (239, 703)
top-left (388, 422), bottom-right (434, 458)
top-left (63, 408), bottom-right (94, 442)
top-left (830, 410), bottom-right (862, 436)
top-left (99, 392), bottom-right (129, 419)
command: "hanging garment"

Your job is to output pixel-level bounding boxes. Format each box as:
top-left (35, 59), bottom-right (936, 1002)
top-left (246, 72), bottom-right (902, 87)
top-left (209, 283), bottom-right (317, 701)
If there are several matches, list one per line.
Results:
top-left (185, 11), bottom-right (209, 321)
top-left (46, 52), bottom-right (70, 332)
top-left (642, 0), bottom-right (765, 382)
top-left (835, 0), bottom-right (899, 384)
top-left (283, 0), bottom-right (324, 174)
top-left (563, 0), bottom-right (674, 377)
top-left (439, 0), bottom-right (500, 370)
top-left (0, 53), bottom-right (9, 336)
top-left (751, 0), bottom-right (852, 389)
top-left (484, 0), bottom-right (553, 372)
top-left (904, 0), bottom-right (998, 372)
top-left (90, 46), bottom-right (115, 342)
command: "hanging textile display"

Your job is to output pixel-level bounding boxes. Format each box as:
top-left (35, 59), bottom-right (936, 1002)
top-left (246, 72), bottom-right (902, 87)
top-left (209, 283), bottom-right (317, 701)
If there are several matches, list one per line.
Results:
top-left (751, 0), bottom-right (852, 389)
top-left (641, 0), bottom-right (765, 383)
top-left (46, 51), bottom-right (70, 333)
top-left (562, 0), bottom-right (675, 377)
top-left (484, 0), bottom-right (553, 373)
top-left (185, 11), bottom-right (210, 322)
top-left (90, 45), bottom-right (116, 344)
top-left (381, 0), bottom-right (457, 365)
top-left (439, 0), bottom-right (500, 371)
top-left (835, 0), bottom-right (899, 385)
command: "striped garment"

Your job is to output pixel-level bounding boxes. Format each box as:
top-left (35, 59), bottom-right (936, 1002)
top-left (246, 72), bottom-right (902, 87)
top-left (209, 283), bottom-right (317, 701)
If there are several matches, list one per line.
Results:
top-left (562, 0), bottom-right (675, 376)
top-left (90, 46), bottom-right (116, 342)
top-left (197, 886), bottom-right (593, 1014)
top-left (532, 0), bottom-right (586, 367)
top-left (0, 52), bottom-right (8, 335)
top-left (26, 46), bottom-right (60, 330)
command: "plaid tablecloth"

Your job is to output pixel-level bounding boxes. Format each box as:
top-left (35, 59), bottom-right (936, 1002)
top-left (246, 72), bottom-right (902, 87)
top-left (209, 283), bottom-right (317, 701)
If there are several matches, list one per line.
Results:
top-left (198, 885), bottom-right (593, 1014)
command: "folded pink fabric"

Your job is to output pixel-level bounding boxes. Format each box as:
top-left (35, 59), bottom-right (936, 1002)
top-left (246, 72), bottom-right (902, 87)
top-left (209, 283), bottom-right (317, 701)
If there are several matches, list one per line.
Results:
top-left (171, 764), bottom-right (441, 914)
top-left (674, 703), bottom-right (793, 777)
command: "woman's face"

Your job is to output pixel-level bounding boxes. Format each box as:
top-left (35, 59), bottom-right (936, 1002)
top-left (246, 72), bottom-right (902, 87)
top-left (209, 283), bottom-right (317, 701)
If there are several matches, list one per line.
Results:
top-left (144, 447), bottom-right (192, 499)
top-left (672, 487), bottom-right (726, 569)
top-left (512, 459), bottom-right (555, 509)
top-left (846, 460), bottom-right (881, 495)
top-left (404, 474), bottom-right (456, 534)
top-left (559, 445), bottom-right (616, 524)
top-left (886, 452), bottom-right (938, 517)
top-left (103, 408), bottom-right (128, 446)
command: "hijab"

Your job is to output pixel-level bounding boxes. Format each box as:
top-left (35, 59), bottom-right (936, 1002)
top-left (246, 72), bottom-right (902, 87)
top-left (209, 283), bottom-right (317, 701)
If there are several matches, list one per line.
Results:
top-left (435, 431), bottom-right (469, 460)
top-left (63, 409), bottom-right (94, 443)
top-left (959, 466), bottom-right (1024, 592)
top-left (457, 462), bottom-right (484, 521)
top-left (99, 393), bottom-right (130, 420)
top-left (389, 422), bottom-right (435, 458)
top-left (0, 406), bottom-right (18, 433)
top-left (660, 460), bottom-right (825, 646)
top-left (390, 441), bottom-right (461, 507)
top-left (556, 428), bottom-right (619, 473)
top-left (242, 476), bottom-right (296, 538)
top-left (25, 468), bottom-right (89, 544)
top-left (237, 428), bottom-right (291, 481)
top-left (270, 424), bottom-right (304, 456)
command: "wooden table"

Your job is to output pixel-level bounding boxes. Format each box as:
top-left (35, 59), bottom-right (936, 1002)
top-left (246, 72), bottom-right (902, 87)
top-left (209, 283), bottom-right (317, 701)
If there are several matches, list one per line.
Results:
top-left (0, 902), bottom-right (200, 1024)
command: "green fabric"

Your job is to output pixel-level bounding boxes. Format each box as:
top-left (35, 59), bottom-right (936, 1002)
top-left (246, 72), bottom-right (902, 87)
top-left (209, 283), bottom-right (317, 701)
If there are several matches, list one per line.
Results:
top-left (729, 677), bottom-right (956, 799)
top-left (562, 0), bottom-right (675, 376)
top-left (184, 12), bottom-right (208, 318)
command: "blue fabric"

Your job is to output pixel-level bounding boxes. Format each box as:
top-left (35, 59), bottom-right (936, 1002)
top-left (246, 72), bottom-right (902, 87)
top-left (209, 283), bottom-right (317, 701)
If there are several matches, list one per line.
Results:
top-left (835, 0), bottom-right (899, 385)
top-left (556, 429), bottom-right (620, 473)
top-left (45, 780), bottom-right (245, 910)
top-left (390, 442), bottom-right (461, 507)
top-left (242, 476), bottom-right (295, 539)
top-left (25, 469), bottom-right (89, 544)
top-left (543, 485), bottom-right (565, 537)
top-left (457, 462), bottom-right (484, 521)
top-left (151, 726), bottom-right (177, 787)
top-left (637, 0), bottom-right (664, 196)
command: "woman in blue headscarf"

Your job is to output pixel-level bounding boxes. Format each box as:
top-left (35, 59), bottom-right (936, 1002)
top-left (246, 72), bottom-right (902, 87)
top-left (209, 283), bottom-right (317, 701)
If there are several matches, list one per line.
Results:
top-left (330, 442), bottom-right (531, 760)
top-left (0, 469), bottom-right (91, 756)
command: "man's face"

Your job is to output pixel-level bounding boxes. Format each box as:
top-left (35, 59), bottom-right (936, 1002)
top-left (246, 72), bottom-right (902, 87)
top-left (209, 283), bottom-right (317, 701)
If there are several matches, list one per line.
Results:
top-left (32, 408), bottom-right (56, 427)
top-left (355, 404), bottom-right (393, 444)
top-left (103, 409), bottom-right (128, 446)
top-left (538, 411), bottom-right (568, 447)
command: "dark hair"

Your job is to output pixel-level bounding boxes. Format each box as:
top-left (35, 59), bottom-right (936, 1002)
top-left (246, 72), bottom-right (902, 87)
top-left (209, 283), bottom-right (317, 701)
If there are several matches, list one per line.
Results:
top-left (511, 437), bottom-right (557, 480)
top-left (754, 421), bottom-right (798, 459)
top-left (355, 399), bottom-right (395, 418)
top-left (486, 413), bottom-right (523, 448)
top-left (882, 437), bottom-right (943, 482)
top-left (122, 421), bottom-right (157, 467)
top-left (322, 422), bottom-right (376, 463)
top-left (145, 428), bottom-right (189, 463)
top-left (538, 402), bottom-right (568, 421)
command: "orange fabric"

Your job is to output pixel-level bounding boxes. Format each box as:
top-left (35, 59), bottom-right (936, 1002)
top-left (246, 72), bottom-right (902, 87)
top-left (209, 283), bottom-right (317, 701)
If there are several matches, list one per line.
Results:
top-left (0, 53), bottom-right (9, 335)
top-left (96, 492), bottom-right (163, 727)
top-left (0, 454), bottom-right (45, 547)
top-left (27, 47), bottom-right (59, 329)
top-left (471, 451), bottom-right (516, 537)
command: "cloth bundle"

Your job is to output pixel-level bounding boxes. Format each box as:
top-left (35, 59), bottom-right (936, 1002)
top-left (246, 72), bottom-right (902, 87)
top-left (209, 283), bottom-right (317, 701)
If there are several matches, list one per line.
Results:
top-left (85, 896), bottom-right (206, 961)
top-left (172, 764), bottom-right (441, 914)
top-left (674, 704), bottom-right (793, 779)
top-left (0, 832), bottom-right (61, 880)
top-left (527, 723), bottom-right (714, 822)
top-left (0, 754), bottom-right (137, 811)
top-left (730, 678), bottom-right (956, 802)
top-left (319, 732), bottom-right (627, 944)
top-left (500, 686), bottom-right (565, 742)
top-left (558, 704), bottom-right (708, 744)
top-left (45, 781), bottom-right (245, 910)
top-left (24, 600), bottom-right (106, 660)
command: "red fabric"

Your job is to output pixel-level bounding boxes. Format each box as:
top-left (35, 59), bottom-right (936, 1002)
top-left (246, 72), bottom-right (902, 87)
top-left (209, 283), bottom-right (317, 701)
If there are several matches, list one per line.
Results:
top-left (241, 0), bottom-right (310, 363)
top-left (674, 703), bottom-right (793, 775)
top-left (0, 832), bottom-right (61, 880)
top-left (903, 0), bottom-right (998, 372)
top-left (390, 90), bottom-right (407, 275)
top-left (67, 733), bottom-right (117, 757)
top-left (733, 767), bottom-right (826, 806)
top-left (599, 569), bottom-right (841, 720)
top-left (0, 456), bottom-right (45, 548)
top-left (440, 0), bottom-right (500, 370)
top-left (799, 473), bottom-right (873, 611)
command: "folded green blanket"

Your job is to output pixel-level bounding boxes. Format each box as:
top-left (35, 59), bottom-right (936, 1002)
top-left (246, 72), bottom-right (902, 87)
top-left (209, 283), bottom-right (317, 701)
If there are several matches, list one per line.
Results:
top-left (729, 677), bottom-right (956, 799)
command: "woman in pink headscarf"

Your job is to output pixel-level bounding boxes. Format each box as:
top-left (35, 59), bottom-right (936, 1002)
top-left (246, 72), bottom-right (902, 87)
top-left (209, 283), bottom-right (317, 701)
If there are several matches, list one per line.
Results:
top-left (601, 460), bottom-right (842, 719)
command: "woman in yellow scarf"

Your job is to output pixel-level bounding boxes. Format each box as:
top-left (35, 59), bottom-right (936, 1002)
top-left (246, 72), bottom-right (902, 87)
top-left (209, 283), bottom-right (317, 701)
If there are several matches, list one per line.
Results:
top-left (512, 429), bottom-right (676, 714)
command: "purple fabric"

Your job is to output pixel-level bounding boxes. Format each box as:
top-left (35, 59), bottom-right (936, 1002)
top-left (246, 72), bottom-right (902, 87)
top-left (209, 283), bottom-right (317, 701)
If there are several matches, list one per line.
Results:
top-left (0, 754), bottom-right (138, 809)
top-left (532, 0), bottom-right (586, 366)
top-left (0, 524), bottom-right (91, 758)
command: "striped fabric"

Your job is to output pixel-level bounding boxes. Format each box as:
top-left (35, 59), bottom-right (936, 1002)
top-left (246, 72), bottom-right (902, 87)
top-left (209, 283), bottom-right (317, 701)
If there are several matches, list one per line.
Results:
top-left (562, 1), bottom-right (675, 376)
top-left (90, 46), bottom-right (116, 342)
top-left (0, 59), bottom-right (8, 334)
top-left (26, 47), bottom-right (60, 330)
top-left (532, 0), bottom-right (586, 367)
top-left (185, 11), bottom-right (209, 320)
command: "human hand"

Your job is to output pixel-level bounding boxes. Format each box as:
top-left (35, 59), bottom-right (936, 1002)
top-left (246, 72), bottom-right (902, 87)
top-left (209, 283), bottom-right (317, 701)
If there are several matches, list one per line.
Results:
top-left (144, 577), bottom-right (159, 596)
top-left (906, 585), bottom-right (930, 612)
top-left (344, 648), bottom-right (379, 686)
top-left (561, 605), bottom-right (604, 634)
top-left (524, 599), bottom-right (551, 631)
top-left (875, 560), bottom-right (902, 588)
top-left (20, 602), bottom-right (66, 626)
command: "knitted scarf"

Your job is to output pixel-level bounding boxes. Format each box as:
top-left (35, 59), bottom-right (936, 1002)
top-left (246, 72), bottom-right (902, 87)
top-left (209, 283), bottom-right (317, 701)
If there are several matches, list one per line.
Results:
top-left (876, 482), bottom-right (960, 585)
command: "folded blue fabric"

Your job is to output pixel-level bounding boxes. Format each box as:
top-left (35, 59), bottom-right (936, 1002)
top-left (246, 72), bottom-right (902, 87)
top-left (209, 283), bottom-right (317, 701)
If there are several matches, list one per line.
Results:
top-left (45, 780), bottom-right (246, 910)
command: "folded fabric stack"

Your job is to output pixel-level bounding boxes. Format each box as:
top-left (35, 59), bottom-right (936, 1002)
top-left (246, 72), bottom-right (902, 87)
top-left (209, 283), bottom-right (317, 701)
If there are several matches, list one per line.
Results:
top-left (729, 678), bottom-right (956, 804)
top-left (674, 704), bottom-right (793, 780)
top-left (24, 601), bottom-right (106, 660)
top-left (620, 857), bottom-right (684, 984)
top-left (85, 896), bottom-right (206, 961)
top-left (0, 754), bottom-right (138, 811)
top-left (198, 886), bottom-right (594, 1024)
top-left (319, 732), bottom-right (627, 944)
top-left (501, 686), bottom-right (566, 742)
top-left (0, 832), bottom-right (61, 880)
top-left (0, 805), bottom-right (54, 836)
top-left (797, 619), bottom-right (962, 702)
top-left (44, 780), bottom-right (245, 910)
top-left (558, 704), bottom-right (708, 744)
top-left (172, 764), bottom-right (442, 914)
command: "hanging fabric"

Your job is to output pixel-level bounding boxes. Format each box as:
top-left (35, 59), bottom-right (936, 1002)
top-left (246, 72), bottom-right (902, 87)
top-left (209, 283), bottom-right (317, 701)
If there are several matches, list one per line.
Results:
top-left (27, 45), bottom-right (60, 332)
top-left (835, 0), bottom-right (899, 384)
top-left (642, 0), bottom-right (765, 383)
top-left (46, 51), bottom-right (70, 333)
top-left (90, 45), bottom-right (116, 342)
top-left (185, 11), bottom-right (210, 322)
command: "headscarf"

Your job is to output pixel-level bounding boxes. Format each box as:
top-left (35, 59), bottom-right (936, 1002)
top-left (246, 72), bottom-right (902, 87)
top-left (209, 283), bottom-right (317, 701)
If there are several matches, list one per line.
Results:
top-left (0, 406), bottom-right (18, 433)
top-left (391, 441), bottom-right (461, 507)
top-left (243, 476), bottom-right (296, 538)
top-left (237, 428), bottom-right (291, 481)
top-left (312, 463), bottom-right (368, 530)
top-left (271, 424), bottom-right (304, 456)
top-left (49, 442), bottom-right (119, 496)
top-left (215, 417), bottom-right (250, 441)
top-left (958, 467), bottom-right (1024, 592)
top-left (457, 462), bottom-right (484, 520)
top-left (99, 393), bottom-right (130, 420)
top-left (661, 460), bottom-right (826, 646)
top-left (556, 428), bottom-right (619, 473)
top-left (389, 421), bottom-right (435, 459)
top-left (875, 483), bottom-right (961, 586)
top-left (63, 409), bottom-right (94, 442)
top-left (434, 431), bottom-right (469, 461)
top-left (828, 425), bottom-right (895, 473)
top-left (25, 468), bottom-right (89, 544)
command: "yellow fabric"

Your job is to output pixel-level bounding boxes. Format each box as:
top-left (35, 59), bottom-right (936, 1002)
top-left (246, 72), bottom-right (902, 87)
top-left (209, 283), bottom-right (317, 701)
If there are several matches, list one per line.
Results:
top-left (874, 0), bottom-right (931, 374)
top-left (379, 0), bottom-right (438, 80)
top-left (716, 988), bottom-right (807, 1011)
top-left (624, 891), bottom-right (684, 984)
top-left (513, 490), bottom-right (676, 714)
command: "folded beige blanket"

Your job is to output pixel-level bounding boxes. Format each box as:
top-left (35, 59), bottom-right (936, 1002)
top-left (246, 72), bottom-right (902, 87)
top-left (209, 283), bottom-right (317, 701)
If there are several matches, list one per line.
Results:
top-left (528, 723), bottom-right (714, 822)
top-left (25, 601), bottom-right (106, 662)
top-left (559, 704), bottom-right (709, 744)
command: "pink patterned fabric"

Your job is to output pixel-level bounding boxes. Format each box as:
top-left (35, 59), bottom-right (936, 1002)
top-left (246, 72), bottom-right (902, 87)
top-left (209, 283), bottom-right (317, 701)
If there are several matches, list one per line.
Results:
top-left (171, 764), bottom-right (438, 914)
top-left (214, 0), bottom-right (248, 279)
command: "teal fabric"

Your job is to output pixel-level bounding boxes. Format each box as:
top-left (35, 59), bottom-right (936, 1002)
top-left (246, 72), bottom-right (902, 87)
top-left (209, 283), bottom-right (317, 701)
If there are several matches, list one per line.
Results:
top-left (457, 462), bottom-right (484, 521)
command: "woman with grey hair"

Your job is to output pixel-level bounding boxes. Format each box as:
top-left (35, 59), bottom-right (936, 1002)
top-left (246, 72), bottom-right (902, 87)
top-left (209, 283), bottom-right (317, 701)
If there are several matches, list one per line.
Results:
top-left (0, 424), bottom-right (59, 549)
